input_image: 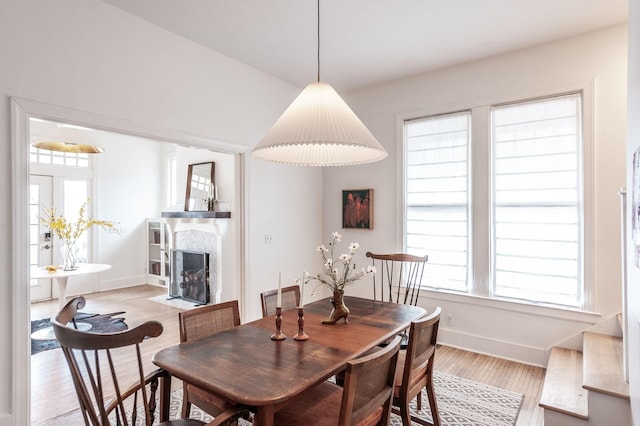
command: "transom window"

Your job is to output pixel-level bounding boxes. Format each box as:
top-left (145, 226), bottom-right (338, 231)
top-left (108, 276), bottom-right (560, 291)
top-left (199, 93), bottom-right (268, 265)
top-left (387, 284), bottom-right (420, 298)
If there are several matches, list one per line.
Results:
top-left (30, 145), bottom-right (90, 167)
top-left (29, 118), bottom-right (91, 167)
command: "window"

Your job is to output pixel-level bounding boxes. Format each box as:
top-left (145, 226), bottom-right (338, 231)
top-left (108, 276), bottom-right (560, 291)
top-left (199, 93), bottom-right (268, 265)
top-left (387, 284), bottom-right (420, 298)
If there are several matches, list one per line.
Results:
top-left (29, 118), bottom-right (91, 167)
top-left (30, 145), bottom-right (90, 167)
top-left (63, 180), bottom-right (90, 263)
top-left (405, 112), bottom-right (470, 292)
top-left (492, 95), bottom-right (582, 306)
top-left (167, 156), bottom-right (177, 207)
top-left (404, 92), bottom-right (585, 309)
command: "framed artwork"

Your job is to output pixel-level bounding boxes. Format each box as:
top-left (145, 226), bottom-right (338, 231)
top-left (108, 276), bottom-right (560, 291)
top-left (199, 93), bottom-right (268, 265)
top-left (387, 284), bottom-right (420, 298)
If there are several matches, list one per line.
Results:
top-left (342, 189), bottom-right (373, 229)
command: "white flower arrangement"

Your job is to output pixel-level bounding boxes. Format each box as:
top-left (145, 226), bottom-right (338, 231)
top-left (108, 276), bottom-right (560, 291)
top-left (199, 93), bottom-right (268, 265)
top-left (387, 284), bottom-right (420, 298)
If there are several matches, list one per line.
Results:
top-left (300, 231), bottom-right (376, 294)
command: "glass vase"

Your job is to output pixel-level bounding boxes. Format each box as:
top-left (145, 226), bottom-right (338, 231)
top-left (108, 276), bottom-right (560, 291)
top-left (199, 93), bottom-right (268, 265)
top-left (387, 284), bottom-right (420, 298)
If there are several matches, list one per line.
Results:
top-left (60, 240), bottom-right (79, 271)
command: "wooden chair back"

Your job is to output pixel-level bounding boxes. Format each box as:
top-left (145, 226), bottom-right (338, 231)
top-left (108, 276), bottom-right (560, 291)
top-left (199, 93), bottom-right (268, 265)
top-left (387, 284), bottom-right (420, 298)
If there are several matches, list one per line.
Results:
top-left (366, 252), bottom-right (428, 306)
top-left (51, 296), bottom-right (167, 426)
top-left (274, 335), bottom-right (402, 426)
top-left (394, 307), bottom-right (442, 426)
top-left (179, 300), bottom-right (241, 343)
top-left (340, 334), bottom-right (402, 425)
top-left (260, 285), bottom-right (300, 317)
top-left (178, 300), bottom-right (242, 419)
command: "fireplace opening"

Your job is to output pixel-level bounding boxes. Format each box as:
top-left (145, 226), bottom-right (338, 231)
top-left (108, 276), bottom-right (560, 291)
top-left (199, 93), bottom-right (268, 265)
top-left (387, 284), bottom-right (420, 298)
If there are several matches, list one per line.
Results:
top-left (170, 249), bottom-right (210, 305)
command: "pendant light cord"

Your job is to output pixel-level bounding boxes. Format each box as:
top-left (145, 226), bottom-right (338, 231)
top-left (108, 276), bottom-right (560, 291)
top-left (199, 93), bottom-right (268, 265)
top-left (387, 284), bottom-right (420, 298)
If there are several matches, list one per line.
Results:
top-left (317, 0), bottom-right (320, 82)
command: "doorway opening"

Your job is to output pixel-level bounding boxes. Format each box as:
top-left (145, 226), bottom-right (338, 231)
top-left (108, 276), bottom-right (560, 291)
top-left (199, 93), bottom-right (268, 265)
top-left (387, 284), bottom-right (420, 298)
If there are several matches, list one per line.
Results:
top-left (12, 97), bottom-right (247, 425)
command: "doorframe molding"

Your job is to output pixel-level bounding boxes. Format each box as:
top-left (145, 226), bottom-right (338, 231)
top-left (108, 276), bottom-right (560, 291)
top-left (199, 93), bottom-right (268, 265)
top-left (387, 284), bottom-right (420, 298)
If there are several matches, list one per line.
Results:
top-left (29, 175), bottom-right (55, 302)
top-left (11, 96), bottom-right (249, 424)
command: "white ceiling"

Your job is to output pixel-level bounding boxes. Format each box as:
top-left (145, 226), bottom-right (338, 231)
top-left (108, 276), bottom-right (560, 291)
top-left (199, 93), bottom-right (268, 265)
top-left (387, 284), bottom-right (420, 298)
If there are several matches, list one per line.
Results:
top-left (101, 0), bottom-right (627, 92)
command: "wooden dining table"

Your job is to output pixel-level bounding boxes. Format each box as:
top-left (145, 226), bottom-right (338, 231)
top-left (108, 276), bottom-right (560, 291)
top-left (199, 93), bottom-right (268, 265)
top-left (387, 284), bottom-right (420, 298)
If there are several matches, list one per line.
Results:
top-left (152, 296), bottom-right (426, 426)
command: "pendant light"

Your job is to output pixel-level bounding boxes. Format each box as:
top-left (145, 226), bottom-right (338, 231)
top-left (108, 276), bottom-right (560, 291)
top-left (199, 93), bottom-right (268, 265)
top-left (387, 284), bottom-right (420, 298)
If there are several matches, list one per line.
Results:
top-left (251, 0), bottom-right (387, 167)
top-left (32, 124), bottom-right (104, 154)
top-left (32, 141), bottom-right (104, 154)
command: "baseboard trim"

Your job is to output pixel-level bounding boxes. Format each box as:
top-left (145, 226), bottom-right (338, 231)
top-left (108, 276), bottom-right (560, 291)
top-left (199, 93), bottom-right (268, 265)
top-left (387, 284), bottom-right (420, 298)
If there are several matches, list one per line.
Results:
top-left (97, 276), bottom-right (148, 292)
top-left (439, 327), bottom-right (546, 367)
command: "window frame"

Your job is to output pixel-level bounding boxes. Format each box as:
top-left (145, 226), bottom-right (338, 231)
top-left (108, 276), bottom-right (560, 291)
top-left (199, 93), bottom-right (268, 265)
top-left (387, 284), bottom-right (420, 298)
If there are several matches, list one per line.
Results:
top-left (490, 93), bottom-right (585, 307)
top-left (404, 111), bottom-right (472, 293)
top-left (398, 83), bottom-right (595, 312)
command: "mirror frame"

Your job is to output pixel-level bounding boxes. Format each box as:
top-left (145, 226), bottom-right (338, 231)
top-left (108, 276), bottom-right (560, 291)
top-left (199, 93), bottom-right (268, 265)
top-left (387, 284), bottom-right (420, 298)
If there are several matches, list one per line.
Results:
top-left (185, 161), bottom-right (216, 211)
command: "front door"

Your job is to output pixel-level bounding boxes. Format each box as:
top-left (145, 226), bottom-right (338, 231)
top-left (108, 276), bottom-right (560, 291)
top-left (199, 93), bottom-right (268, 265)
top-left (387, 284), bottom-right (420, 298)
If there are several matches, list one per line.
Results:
top-left (29, 175), bottom-right (53, 302)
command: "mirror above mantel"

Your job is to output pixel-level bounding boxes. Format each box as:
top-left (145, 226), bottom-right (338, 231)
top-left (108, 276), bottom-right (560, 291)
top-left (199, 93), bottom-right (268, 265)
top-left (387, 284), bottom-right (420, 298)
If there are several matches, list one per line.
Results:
top-left (185, 161), bottom-right (215, 212)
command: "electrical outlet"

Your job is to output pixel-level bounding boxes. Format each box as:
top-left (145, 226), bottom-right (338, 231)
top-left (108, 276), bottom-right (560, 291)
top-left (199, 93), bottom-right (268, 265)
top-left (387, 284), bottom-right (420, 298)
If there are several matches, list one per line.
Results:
top-left (265, 234), bottom-right (273, 245)
top-left (445, 313), bottom-right (454, 326)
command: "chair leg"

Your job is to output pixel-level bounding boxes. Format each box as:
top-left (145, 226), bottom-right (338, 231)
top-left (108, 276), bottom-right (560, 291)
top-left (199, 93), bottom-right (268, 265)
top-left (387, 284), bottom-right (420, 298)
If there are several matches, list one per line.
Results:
top-left (426, 381), bottom-right (440, 426)
top-left (417, 390), bottom-right (422, 410)
top-left (400, 398), bottom-right (412, 426)
top-left (181, 383), bottom-right (192, 418)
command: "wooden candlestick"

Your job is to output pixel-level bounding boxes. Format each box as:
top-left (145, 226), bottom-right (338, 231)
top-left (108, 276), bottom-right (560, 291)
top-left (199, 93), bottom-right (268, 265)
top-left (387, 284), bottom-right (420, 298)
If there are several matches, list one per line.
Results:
top-left (271, 307), bottom-right (286, 341)
top-left (293, 307), bottom-right (309, 341)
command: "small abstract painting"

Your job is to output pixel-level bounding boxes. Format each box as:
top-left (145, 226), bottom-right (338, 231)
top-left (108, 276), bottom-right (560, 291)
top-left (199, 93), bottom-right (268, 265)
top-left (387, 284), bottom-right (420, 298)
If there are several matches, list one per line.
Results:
top-left (342, 189), bottom-right (373, 229)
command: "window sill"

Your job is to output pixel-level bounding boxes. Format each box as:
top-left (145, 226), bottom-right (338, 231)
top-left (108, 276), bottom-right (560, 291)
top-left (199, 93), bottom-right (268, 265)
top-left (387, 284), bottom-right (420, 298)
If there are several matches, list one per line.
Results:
top-left (420, 288), bottom-right (602, 324)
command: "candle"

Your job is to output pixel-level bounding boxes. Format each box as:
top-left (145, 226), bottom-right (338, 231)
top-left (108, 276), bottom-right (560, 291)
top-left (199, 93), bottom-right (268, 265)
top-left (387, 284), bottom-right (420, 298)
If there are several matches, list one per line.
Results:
top-left (276, 271), bottom-right (282, 307)
top-left (299, 272), bottom-right (305, 308)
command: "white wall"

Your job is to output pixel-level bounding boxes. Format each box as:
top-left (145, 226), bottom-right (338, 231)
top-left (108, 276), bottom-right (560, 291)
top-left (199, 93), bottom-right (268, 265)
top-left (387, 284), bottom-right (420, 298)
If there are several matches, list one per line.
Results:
top-left (245, 158), bottom-right (323, 322)
top-left (0, 0), bottom-right (322, 423)
top-left (626, 2), bottom-right (640, 423)
top-left (326, 25), bottom-right (628, 366)
top-left (93, 131), bottom-right (164, 293)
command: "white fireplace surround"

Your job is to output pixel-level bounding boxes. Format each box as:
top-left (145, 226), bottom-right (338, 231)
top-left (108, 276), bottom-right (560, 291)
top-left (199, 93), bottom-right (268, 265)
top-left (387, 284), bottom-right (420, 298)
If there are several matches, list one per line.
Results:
top-left (163, 218), bottom-right (222, 304)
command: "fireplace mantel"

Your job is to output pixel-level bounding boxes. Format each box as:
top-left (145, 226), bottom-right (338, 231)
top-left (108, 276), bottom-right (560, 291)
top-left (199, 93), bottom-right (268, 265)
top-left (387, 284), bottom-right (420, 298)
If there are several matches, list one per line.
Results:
top-left (161, 211), bottom-right (231, 219)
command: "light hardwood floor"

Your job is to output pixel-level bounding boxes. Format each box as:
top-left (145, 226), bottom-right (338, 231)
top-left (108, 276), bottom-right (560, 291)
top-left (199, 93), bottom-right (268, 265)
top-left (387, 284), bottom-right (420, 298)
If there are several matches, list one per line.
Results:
top-left (30, 285), bottom-right (545, 425)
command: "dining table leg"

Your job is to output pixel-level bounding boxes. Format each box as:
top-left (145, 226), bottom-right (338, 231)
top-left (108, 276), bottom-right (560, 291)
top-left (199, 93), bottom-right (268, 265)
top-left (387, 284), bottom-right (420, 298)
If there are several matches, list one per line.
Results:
top-left (158, 373), bottom-right (171, 422)
top-left (254, 405), bottom-right (275, 426)
top-left (54, 276), bottom-right (70, 311)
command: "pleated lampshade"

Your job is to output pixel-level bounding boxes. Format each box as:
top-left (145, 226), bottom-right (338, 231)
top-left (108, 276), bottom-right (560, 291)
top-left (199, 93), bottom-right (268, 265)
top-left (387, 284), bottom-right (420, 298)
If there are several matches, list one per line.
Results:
top-left (251, 81), bottom-right (387, 167)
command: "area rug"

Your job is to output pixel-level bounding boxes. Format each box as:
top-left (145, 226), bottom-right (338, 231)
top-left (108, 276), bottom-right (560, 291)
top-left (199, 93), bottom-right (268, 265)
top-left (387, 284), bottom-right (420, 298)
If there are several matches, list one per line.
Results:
top-left (43, 371), bottom-right (522, 425)
top-left (167, 371), bottom-right (523, 426)
top-left (388, 371), bottom-right (524, 426)
top-left (31, 312), bottom-right (128, 355)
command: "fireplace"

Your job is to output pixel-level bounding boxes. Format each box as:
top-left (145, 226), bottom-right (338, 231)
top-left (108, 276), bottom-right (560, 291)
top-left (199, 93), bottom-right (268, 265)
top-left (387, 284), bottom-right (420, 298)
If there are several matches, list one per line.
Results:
top-left (162, 216), bottom-right (222, 304)
top-left (170, 249), bottom-right (210, 305)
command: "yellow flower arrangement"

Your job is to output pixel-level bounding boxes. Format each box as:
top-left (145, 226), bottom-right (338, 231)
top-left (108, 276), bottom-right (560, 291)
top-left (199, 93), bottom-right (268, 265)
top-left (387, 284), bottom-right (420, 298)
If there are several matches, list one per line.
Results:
top-left (41, 200), bottom-right (117, 270)
top-left (42, 201), bottom-right (116, 242)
